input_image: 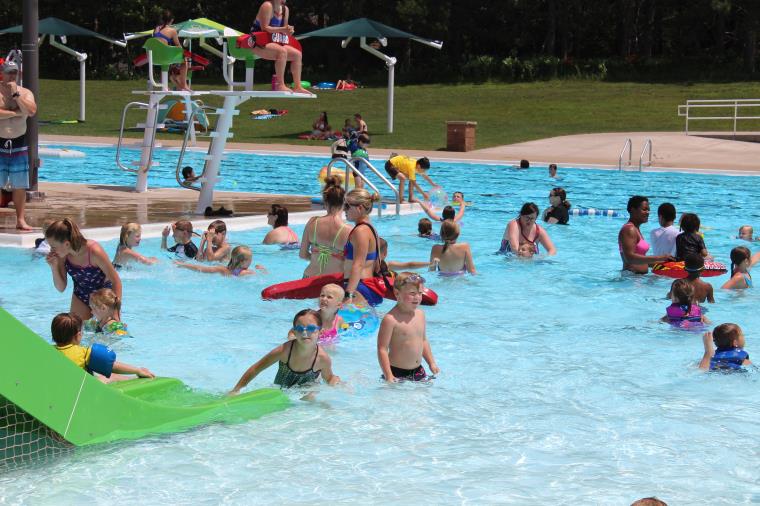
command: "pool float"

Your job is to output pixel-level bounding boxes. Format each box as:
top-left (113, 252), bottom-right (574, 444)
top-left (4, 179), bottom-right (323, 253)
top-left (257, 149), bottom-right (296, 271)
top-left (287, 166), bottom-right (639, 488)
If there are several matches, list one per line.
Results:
top-left (0, 307), bottom-right (289, 453)
top-left (335, 304), bottom-right (379, 338)
top-left (289, 80), bottom-right (311, 89)
top-left (236, 32), bottom-right (302, 52)
top-left (337, 82), bottom-right (357, 91)
top-left (313, 82), bottom-right (337, 90)
top-left (261, 272), bottom-right (438, 305)
top-left (571, 207), bottom-right (623, 218)
top-left (652, 260), bottom-right (727, 279)
top-left (317, 166), bottom-right (354, 185)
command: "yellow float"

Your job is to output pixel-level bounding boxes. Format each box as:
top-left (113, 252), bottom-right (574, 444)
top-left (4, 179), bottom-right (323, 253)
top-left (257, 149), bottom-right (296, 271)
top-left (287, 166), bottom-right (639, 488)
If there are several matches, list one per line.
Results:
top-left (317, 166), bottom-right (355, 185)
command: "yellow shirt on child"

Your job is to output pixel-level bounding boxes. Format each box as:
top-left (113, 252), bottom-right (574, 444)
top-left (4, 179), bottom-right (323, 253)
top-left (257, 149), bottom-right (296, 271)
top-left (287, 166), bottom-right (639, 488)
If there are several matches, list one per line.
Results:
top-left (389, 155), bottom-right (417, 181)
top-left (55, 344), bottom-right (91, 369)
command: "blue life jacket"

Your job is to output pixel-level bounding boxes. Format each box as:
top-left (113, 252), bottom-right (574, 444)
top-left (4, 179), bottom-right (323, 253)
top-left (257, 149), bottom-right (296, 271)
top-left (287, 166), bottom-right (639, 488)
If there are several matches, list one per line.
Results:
top-left (710, 347), bottom-right (749, 371)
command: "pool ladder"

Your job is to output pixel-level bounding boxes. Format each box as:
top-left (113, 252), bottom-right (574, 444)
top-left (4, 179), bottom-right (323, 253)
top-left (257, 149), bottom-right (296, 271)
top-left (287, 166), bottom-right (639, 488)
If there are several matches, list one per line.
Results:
top-left (116, 101), bottom-right (160, 174)
top-left (326, 158), bottom-right (401, 217)
top-left (618, 138), bottom-right (652, 171)
top-left (174, 103), bottom-right (214, 192)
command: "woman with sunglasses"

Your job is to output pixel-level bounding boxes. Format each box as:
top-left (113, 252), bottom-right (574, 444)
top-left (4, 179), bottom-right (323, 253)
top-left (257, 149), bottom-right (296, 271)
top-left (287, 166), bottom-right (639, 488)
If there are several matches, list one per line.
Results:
top-left (343, 188), bottom-right (384, 306)
top-left (500, 202), bottom-right (557, 256)
top-left (230, 309), bottom-right (339, 393)
top-left (542, 187), bottom-right (571, 225)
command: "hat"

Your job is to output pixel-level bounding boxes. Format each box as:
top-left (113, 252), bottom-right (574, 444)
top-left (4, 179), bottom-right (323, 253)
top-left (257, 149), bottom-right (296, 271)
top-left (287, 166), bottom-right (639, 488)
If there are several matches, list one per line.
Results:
top-left (2, 60), bottom-right (19, 73)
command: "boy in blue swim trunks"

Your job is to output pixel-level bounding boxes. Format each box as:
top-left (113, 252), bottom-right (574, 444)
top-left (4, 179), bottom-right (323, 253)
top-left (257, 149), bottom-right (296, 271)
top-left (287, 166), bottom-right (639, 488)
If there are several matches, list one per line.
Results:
top-left (377, 272), bottom-right (440, 382)
top-left (51, 313), bottom-right (154, 382)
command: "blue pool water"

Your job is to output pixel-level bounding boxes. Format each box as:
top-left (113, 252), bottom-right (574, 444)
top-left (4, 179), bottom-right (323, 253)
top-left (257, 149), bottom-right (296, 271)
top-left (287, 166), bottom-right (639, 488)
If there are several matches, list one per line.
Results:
top-left (3, 148), bottom-right (760, 503)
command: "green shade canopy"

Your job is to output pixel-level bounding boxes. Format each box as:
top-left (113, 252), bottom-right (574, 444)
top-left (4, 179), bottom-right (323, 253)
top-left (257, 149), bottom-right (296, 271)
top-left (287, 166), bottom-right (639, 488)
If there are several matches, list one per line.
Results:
top-left (298, 17), bottom-right (439, 45)
top-left (0, 17), bottom-right (121, 45)
top-left (130, 18), bottom-right (242, 40)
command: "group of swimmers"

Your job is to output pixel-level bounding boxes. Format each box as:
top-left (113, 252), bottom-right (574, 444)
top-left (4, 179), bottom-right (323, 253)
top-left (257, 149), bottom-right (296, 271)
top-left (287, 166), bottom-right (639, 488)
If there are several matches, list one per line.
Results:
top-left (619, 196), bottom-right (759, 371)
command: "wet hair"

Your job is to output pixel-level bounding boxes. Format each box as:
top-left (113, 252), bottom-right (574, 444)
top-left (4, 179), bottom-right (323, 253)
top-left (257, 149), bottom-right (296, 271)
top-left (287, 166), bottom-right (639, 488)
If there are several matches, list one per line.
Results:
top-left (679, 213), bottom-right (700, 233)
top-left (45, 218), bottom-right (86, 252)
top-left (51, 313), bottom-right (82, 346)
top-left (159, 9), bottom-right (173, 27)
top-left (630, 499), bottom-right (668, 506)
top-left (395, 271), bottom-right (424, 290)
top-left (378, 237), bottom-right (388, 254)
top-left (729, 246), bottom-right (751, 275)
top-left (321, 283), bottom-right (345, 300)
top-left (417, 157), bottom-right (430, 170)
top-left (208, 219), bottom-right (227, 235)
top-left (627, 195), bottom-right (648, 213)
top-left (357, 134), bottom-right (370, 144)
top-left (441, 206), bottom-right (456, 220)
top-left (670, 279), bottom-right (694, 305)
top-left (519, 202), bottom-right (540, 217)
top-left (519, 159), bottom-right (530, 169)
top-left (181, 166), bottom-right (194, 179)
top-left (683, 253), bottom-right (704, 277)
top-left (321, 175), bottom-right (346, 210)
top-left (293, 308), bottom-right (322, 327)
top-left (713, 323), bottom-right (742, 349)
top-left (418, 218), bottom-right (432, 236)
top-left (345, 188), bottom-right (380, 214)
top-left (548, 163), bottom-right (557, 173)
top-left (440, 220), bottom-right (460, 254)
top-left (227, 245), bottom-right (252, 272)
top-left (739, 225), bottom-right (753, 237)
top-left (90, 288), bottom-right (121, 312)
top-left (118, 222), bottom-right (141, 248)
top-left (550, 187), bottom-right (571, 209)
top-left (453, 191), bottom-right (464, 200)
top-left (174, 220), bottom-right (193, 234)
top-left (657, 202), bottom-right (676, 222)
top-left (269, 205), bottom-right (288, 228)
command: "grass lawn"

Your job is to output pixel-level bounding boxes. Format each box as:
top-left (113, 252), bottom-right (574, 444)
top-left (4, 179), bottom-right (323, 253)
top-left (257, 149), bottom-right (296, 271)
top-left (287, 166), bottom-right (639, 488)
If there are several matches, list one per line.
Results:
top-left (38, 78), bottom-right (760, 150)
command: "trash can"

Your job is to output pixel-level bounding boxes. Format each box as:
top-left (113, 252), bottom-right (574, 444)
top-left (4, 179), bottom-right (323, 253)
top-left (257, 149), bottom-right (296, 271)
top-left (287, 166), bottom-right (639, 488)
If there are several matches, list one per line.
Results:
top-left (446, 121), bottom-right (477, 151)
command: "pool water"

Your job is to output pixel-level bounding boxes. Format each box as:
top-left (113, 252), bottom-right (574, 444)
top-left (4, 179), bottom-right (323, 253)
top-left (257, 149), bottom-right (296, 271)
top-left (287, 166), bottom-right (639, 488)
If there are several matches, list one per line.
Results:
top-left (3, 150), bottom-right (760, 504)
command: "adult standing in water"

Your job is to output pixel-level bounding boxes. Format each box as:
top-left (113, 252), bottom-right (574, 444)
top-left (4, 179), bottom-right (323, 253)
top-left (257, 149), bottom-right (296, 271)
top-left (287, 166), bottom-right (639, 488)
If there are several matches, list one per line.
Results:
top-left (248, 0), bottom-right (310, 94)
top-left (343, 188), bottom-right (383, 306)
top-left (299, 176), bottom-right (351, 277)
top-left (0, 60), bottom-right (36, 231)
top-left (500, 202), bottom-right (557, 256)
top-left (542, 187), bottom-right (571, 225)
top-left (618, 195), bottom-right (674, 274)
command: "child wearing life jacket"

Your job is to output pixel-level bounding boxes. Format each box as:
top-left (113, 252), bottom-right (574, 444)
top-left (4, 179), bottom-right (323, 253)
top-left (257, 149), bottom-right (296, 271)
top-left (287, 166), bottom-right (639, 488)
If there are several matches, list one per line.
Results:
top-left (86, 288), bottom-right (130, 338)
top-left (699, 323), bottom-right (752, 371)
top-left (662, 279), bottom-right (709, 327)
top-left (52, 313), bottom-right (153, 383)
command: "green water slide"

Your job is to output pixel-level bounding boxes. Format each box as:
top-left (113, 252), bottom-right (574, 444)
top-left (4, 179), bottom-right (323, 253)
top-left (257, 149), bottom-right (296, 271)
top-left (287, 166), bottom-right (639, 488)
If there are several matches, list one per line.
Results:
top-left (0, 307), bottom-right (289, 452)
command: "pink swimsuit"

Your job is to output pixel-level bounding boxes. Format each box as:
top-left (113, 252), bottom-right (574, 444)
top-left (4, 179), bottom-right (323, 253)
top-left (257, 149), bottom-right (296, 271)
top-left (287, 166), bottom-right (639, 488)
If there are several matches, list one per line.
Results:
top-left (619, 223), bottom-right (650, 255)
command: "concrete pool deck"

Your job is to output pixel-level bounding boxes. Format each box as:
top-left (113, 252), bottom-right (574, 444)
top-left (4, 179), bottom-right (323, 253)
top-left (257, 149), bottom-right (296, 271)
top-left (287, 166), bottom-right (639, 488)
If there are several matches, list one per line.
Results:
top-left (1, 130), bottom-right (757, 245)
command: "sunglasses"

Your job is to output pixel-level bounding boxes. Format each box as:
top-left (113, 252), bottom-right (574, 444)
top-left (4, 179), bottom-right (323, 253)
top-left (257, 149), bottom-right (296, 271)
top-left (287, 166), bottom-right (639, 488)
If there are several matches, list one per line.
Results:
top-left (292, 324), bottom-right (320, 334)
top-left (396, 274), bottom-right (426, 287)
top-left (343, 202), bottom-right (359, 211)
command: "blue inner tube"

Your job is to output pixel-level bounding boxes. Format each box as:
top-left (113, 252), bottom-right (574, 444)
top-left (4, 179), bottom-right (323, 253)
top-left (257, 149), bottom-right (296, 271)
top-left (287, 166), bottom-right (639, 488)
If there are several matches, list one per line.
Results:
top-left (315, 81), bottom-right (337, 89)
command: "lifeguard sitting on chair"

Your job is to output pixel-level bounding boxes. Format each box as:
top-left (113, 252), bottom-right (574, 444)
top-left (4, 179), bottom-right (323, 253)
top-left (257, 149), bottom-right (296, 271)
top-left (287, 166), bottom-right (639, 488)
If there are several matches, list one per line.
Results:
top-left (148, 10), bottom-right (191, 91)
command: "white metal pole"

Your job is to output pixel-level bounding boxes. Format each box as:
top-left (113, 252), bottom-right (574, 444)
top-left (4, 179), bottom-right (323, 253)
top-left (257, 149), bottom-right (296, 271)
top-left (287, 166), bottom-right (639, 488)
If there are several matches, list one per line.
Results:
top-left (136, 94), bottom-right (160, 192)
top-left (387, 63), bottom-right (395, 134)
top-left (197, 95), bottom-right (240, 213)
top-left (79, 59), bottom-right (85, 121)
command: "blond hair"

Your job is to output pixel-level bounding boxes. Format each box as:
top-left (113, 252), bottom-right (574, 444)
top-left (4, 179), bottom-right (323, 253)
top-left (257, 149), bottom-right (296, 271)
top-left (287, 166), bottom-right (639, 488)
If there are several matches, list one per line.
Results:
top-left (227, 245), bottom-right (252, 271)
top-left (89, 288), bottom-right (121, 312)
top-left (321, 283), bottom-right (345, 299)
top-left (345, 188), bottom-right (381, 214)
top-left (394, 271), bottom-right (424, 290)
top-left (119, 222), bottom-right (141, 248)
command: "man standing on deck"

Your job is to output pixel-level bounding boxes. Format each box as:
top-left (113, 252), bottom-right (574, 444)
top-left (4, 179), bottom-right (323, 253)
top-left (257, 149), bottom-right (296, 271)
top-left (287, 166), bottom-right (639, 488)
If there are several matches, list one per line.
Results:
top-left (0, 60), bottom-right (37, 231)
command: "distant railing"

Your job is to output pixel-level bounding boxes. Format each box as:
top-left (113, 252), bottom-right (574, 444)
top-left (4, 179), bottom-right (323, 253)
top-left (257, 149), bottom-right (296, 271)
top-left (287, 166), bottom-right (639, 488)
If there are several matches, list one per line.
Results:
top-left (618, 138), bottom-right (631, 171)
top-left (677, 99), bottom-right (760, 135)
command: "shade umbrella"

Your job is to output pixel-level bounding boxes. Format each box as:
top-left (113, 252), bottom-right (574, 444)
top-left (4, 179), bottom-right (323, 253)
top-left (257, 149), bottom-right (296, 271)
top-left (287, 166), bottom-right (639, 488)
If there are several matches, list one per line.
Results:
top-left (299, 18), bottom-right (443, 133)
top-left (0, 17), bottom-right (126, 121)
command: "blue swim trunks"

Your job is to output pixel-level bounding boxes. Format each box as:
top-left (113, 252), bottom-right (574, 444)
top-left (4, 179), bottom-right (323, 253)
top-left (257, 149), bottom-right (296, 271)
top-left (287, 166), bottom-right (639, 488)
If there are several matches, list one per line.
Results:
top-left (0, 134), bottom-right (29, 190)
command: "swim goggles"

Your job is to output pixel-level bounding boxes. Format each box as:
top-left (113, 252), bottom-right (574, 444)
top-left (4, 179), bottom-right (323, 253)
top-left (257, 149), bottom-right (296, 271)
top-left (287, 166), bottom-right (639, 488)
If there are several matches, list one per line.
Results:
top-left (396, 274), bottom-right (426, 287)
top-left (292, 324), bottom-right (321, 334)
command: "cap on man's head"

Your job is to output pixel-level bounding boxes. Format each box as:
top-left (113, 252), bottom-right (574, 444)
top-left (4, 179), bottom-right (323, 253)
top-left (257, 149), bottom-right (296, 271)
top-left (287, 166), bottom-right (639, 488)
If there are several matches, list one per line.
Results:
top-left (2, 61), bottom-right (19, 73)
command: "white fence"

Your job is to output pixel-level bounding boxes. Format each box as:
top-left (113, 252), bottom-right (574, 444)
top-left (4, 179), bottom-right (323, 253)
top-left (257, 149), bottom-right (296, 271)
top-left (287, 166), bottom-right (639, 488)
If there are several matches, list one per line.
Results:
top-left (677, 99), bottom-right (760, 135)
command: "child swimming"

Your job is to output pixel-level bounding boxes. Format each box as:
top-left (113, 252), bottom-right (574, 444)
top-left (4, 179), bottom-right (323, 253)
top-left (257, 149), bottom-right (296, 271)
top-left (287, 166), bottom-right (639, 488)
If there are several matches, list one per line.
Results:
top-left (429, 221), bottom-right (476, 275)
top-left (230, 309), bottom-right (340, 392)
top-left (675, 213), bottom-right (709, 260)
top-left (698, 323), bottom-right (752, 371)
top-left (112, 223), bottom-right (158, 268)
top-left (377, 272), bottom-right (440, 382)
top-left (86, 288), bottom-right (130, 337)
top-left (51, 313), bottom-right (153, 382)
top-left (45, 218), bottom-right (122, 320)
top-left (721, 246), bottom-right (760, 289)
top-left (197, 220), bottom-right (231, 262)
top-left (161, 220), bottom-right (198, 259)
top-left (662, 279), bottom-right (709, 327)
top-left (176, 245), bottom-right (262, 276)
top-left (738, 225), bottom-right (757, 242)
top-left (316, 284), bottom-right (345, 343)
top-left (664, 254), bottom-right (714, 303)
top-left (418, 192), bottom-right (466, 223)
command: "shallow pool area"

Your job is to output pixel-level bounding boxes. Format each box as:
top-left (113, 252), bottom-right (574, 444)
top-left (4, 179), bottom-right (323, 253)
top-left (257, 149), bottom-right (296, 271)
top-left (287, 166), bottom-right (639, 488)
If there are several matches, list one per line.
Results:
top-left (2, 159), bottom-right (760, 503)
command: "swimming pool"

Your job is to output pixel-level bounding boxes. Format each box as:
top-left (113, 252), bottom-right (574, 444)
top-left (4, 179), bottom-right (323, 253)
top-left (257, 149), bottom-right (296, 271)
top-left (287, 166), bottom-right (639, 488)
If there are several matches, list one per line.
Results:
top-left (3, 151), bottom-right (760, 503)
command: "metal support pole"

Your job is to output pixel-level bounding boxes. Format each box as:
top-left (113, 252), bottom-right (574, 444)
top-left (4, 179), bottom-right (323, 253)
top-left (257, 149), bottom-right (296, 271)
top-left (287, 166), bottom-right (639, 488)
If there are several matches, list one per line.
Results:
top-left (136, 94), bottom-right (161, 192)
top-left (22, 0), bottom-right (40, 192)
top-left (196, 95), bottom-right (240, 213)
top-left (79, 59), bottom-right (86, 122)
top-left (387, 63), bottom-right (395, 134)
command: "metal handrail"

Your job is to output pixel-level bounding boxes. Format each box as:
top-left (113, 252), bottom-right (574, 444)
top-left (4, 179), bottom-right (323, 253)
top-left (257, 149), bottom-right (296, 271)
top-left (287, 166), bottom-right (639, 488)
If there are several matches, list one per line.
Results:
top-left (639, 139), bottom-right (652, 171)
top-left (677, 99), bottom-right (760, 135)
top-left (325, 158), bottom-right (393, 217)
top-left (618, 138), bottom-right (632, 171)
top-left (174, 103), bottom-right (206, 191)
top-left (116, 101), bottom-right (158, 174)
top-left (349, 156), bottom-right (401, 216)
